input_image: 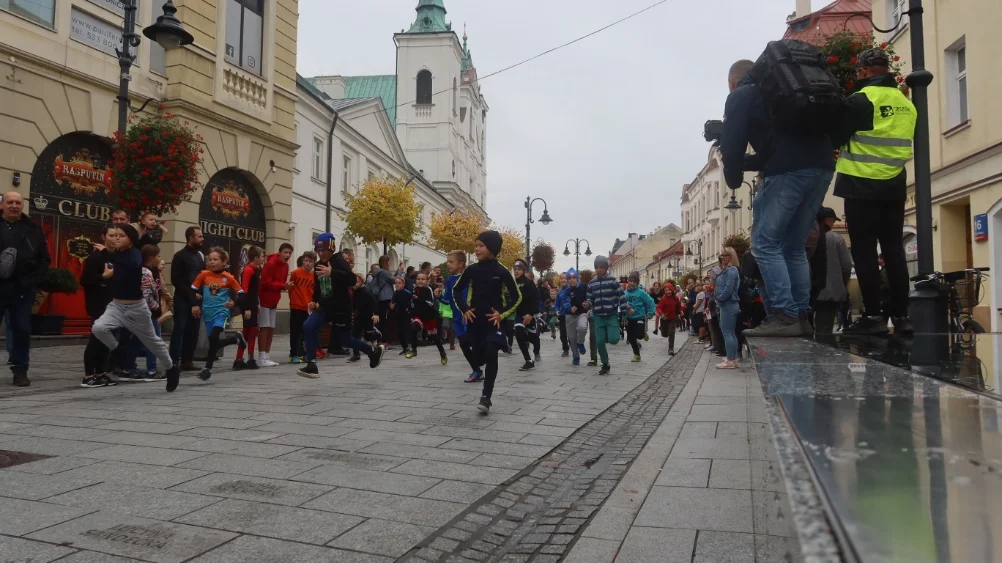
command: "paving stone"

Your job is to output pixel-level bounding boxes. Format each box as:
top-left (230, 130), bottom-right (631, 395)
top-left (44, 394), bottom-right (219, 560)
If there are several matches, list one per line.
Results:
top-left (443, 527), bottom-right (473, 542)
top-left (359, 441), bottom-right (481, 463)
top-left (430, 536), bottom-right (460, 551)
top-left (438, 438), bottom-right (553, 458)
top-left (634, 486), bottom-right (753, 533)
top-left (487, 422), bottom-right (576, 438)
top-left (693, 531), bottom-right (755, 563)
top-left (420, 480), bottom-right (496, 504)
top-left (750, 460), bottom-right (786, 492)
top-left (616, 526), bottom-right (697, 563)
top-left (170, 472), bottom-right (333, 506)
top-left (752, 489), bottom-right (797, 537)
top-left (0, 436), bottom-right (111, 456)
top-left (654, 458), bottom-right (710, 487)
top-left (518, 434), bottom-right (565, 447)
top-left (670, 436), bottom-right (750, 460)
top-left (679, 421), bottom-right (717, 438)
top-left (421, 425), bottom-right (529, 444)
top-left (754, 534), bottom-right (803, 563)
top-left (340, 428), bottom-right (453, 447)
top-left (244, 421), bottom-right (358, 439)
top-left (46, 482), bottom-right (219, 520)
top-left (265, 434), bottom-right (377, 451)
top-left (709, 459), bottom-right (751, 489)
top-left (56, 461), bottom-right (210, 489)
top-left (717, 422), bottom-right (750, 437)
top-left (187, 534), bottom-right (393, 563)
top-left (0, 536), bottom-right (75, 563)
top-left (275, 448), bottom-right (407, 470)
top-left (177, 498), bottom-right (363, 544)
top-left (46, 551), bottom-right (148, 563)
top-left (293, 464), bottom-right (440, 495)
top-left (175, 453), bottom-right (321, 479)
top-left (0, 497), bottom-right (93, 535)
top-left (26, 510), bottom-right (237, 563)
top-left (391, 459), bottom-right (518, 485)
top-left (0, 468), bottom-right (103, 500)
top-left (303, 488), bottom-right (466, 527)
top-left (2, 455), bottom-right (101, 475)
top-left (469, 452), bottom-right (539, 470)
top-left (175, 438), bottom-right (302, 458)
top-left (76, 445), bottom-right (209, 466)
top-left (329, 518), bottom-right (436, 557)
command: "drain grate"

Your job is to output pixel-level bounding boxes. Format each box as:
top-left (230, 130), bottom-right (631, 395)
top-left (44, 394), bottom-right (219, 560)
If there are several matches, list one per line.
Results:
top-left (0, 450), bottom-right (52, 469)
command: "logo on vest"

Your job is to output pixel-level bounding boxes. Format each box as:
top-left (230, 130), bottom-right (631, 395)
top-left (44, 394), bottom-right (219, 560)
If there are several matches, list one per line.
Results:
top-left (879, 105), bottom-right (895, 118)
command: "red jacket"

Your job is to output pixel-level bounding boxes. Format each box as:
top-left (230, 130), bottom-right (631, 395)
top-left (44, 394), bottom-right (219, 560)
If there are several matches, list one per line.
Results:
top-left (258, 253), bottom-right (290, 308)
top-left (657, 293), bottom-right (681, 319)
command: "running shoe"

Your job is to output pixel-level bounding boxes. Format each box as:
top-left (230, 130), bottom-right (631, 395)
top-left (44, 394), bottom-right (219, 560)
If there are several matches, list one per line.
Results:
top-left (477, 397), bottom-right (492, 413)
top-left (519, 361), bottom-right (535, 371)
top-left (465, 370), bottom-right (484, 383)
top-left (259, 359), bottom-right (279, 368)
top-left (586, 360), bottom-right (598, 367)
top-left (534, 353), bottom-right (542, 364)
top-left (571, 357), bottom-right (580, 366)
top-left (560, 351), bottom-right (569, 358)
top-left (643, 333), bottom-right (649, 342)
top-left (166, 365), bottom-right (181, 392)
top-left (598, 365), bottom-right (611, 375)
top-left (144, 370), bottom-right (166, 382)
top-left (245, 359), bottom-right (260, 370)
top-left (232, 358), bottom-right (247, 370)
top-left (348, 354), bottom-right (361, 363)
top-left (405, 351), bottom-right (417, 359)
top-left (290, 356), bottom-right (303, 365)
top-left (440, 355), bottom-right (448, 366)
top-left (577, 344), bottom-right (586, 355)
top-left (631, 355), bottom-right (641, 363)
top-left (119, 370), bottom-right (147, 382)
top-left (198, 368), bottom-right (212, 381)
top-left (81, 375), bottom-right (114, 388)
top-left (297, 361), bottom-right (320, 379)
top-left (369, 345), bottom-right (386, 369)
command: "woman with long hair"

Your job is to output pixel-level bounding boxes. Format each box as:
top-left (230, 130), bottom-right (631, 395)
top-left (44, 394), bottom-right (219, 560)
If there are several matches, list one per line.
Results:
top-left (714, 247), bottom-right (742, 369)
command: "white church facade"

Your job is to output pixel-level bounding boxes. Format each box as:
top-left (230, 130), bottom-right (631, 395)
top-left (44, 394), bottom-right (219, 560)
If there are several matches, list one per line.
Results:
top-left (292, 0), bottom-right (488, 272)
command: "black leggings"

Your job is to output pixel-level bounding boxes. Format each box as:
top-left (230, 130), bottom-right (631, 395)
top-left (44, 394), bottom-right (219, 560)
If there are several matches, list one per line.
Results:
top-left (205, 326), bottom-right (238, 369)
top-left (84, 319), bottom-right (109, 376)
top-left (558, 316), bottom-right (569, 352)
top-left (514, 323), bottom-right (540, 362)
top-left (458, 333), bottom-right (480, 372)
top-left (412, 319), bottom-right (445, 357)
top-left (626, 319), bottom-right (646, 355)
top-left (476, 341), bottom-right (502, 400)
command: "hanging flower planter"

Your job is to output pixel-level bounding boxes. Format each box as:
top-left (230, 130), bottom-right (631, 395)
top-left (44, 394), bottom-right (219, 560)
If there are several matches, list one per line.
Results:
top-left (110, 106), bottom-right (204, 215)
top-left (817, 31), bottom-right (905, 95)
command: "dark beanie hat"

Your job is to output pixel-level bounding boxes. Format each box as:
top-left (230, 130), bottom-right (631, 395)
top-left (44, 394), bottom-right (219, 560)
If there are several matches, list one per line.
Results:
top-left (119, 224), bottom-right (140, 248)
top-left (477, 230), bottom-right (503, 257)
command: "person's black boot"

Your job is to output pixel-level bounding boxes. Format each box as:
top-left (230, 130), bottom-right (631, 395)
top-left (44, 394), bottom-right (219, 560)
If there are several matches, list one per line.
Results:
top-left (165, 365), bottom-right (180, 392)
top-left (369, 345), bottom-right (386, 369)
top-left (12, 370), bottom-right (30, 387)
top-left (232, 358), bottom-right (246, 371)
top-left (348, 353), bottom-right (361, 363)
top-left (297, 361), bottom-right (320, 379)
top-left (477, 396), bottom-right (492, 413)
top-left (519, 361), bottom-right (535, 371)
top-left (598, 364), bottom-right (611, 375)
top-left (842, 315), bottom-right (889, 336)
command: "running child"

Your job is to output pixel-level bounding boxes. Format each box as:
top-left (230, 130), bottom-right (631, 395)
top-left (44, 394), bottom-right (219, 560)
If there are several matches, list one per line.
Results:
top-left (390, 276), bottom-right (412, 354)
top-left (658, 282), bottom-right (681, 355)
top-left (406, 272), bottom-right (447, 364)
top-left (443, 250), bottom-right (482, 382)
top-left (91, 224), bottom-right (180, 391)
top-left (288, 251), bottom-right (316, 364)
top-left (191, 248), bottom-right (248, 381)
top-left (232, 245), bottom-right (263, 370)
top-left (437, 284), bottom-right (455, 351)
top-left (564, 271), bottom-right (588, 366)
top-left (512, 259), bottom-right (540, 371)
top-left (623, 271), bottom-right (657, 362)
top-left (584, 256), bottom-right (626, 375)
top-left (452, 231), bottom-right (521, 413)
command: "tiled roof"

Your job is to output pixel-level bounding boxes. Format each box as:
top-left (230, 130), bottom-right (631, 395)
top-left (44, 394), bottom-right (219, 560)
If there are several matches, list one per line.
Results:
top-left (342, 75), bottom-right (398, 126)
top-left (784, 0), bottom-right (872, 43)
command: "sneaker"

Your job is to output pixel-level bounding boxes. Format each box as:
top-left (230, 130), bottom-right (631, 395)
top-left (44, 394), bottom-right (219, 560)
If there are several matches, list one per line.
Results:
top-left (743, 312), bottom-right (804, 337)
top-left (572, 357), bottom-right (580, 366)
top-left (577, 344), bottom-right (586, 355)
top-left (450, 344), bottom-right (456, 351)
top-left (290, 356), bottom-right (303, 365)
top-left (891, 317), bottom-right (914, 335)
top-left (598, 364), bottom-right (611, 375)
top-left (631, 355), bottom-right (641, 362)
top-left (245, 359), bottom-right (260, 370)
top-left (144, 371), bottom-right (166, 382)
top-left (259, 359), bottom-right (279, 368)
top-left (198, 368), bottom-right (212, 381)
top-left (716, 360), bottom-right (738, 370)
top-left (643, 333), bottom-right (649, 342)
top-left (586, 359), bottom-right (598, 367)
top-left (477, 397), bottom-right (492, 413)
top-left (405, 350), bottom-right (417, 359)
top-left (297, 361), bottom-right (320, 379)
top-left (315, 349), bottom-right (329, 360)
top-left (534, 353), bottom-right (542, 364)
top-left (842, 315), bottom-right (889, 336)
top-left (369, 345), bottom-right (386, 369)
top-left (232, 358), bottom-right (247, 370)
top-left (348, 354), bottom-right (361, 363)
top-left (704, 344), bottom-right (714, 351)
top-left (120, 370), bottom-right (147, 381)
top-left (180, 361), bottom-right (199, 372)
top-left (440, 355), bottom-right (448, 366)
top-left (519, 361), bottom-right (535, 371)
top-left (560, 351), bottom-right (569, 358)
top-left (399, 348), bottom-right (409, 355)
top-left (166, 366), bottom-right (180, 392)
top-left (80, 375), bottom-right (108, 388)
top-left (465, 370), bottom-right (484, 383)
top-left (669, 349), bottom-right (675, 356)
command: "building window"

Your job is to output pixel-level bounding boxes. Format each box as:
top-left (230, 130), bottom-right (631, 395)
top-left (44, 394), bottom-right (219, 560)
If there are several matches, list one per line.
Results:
top-left (416, 70), bottom-right (433, 104)
top-left (150, 40), bottom-right (167, 76)
top-left (1, 0), bottom-right (55, 28)
top-left (312, 137), bottom-right (324, 180)
top-left (342, 154), bottom-right (352, 194)
top-left (946, 39), bottom-right (968, 128)
top-left (225, 0), bottom-right (264, 76)
top-left (888, 0), bottom-right (907, 30)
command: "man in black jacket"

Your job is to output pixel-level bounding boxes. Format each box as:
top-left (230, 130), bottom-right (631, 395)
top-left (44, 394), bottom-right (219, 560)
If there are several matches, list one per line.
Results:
top-left (720, 59), bottom-right (835, 337)
top-left (0, 192), bottom-right (51, 387)
top-left (169, 226), bottom-right (205, 370)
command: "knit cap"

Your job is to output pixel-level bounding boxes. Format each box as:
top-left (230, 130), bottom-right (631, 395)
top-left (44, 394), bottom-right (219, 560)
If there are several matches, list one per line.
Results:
top-left (477, 230), bottom-right (503, 257)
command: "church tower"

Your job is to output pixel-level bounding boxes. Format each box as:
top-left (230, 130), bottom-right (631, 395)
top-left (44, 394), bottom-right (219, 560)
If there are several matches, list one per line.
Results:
top-left (395, 0), bottom-right (488, 213)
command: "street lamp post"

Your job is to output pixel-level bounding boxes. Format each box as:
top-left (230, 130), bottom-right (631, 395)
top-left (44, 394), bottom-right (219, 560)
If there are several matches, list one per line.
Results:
top-left (686, 240), bottom-right (703, 275)
top-left (117, 0), bottom-right (193, 135)
top-left (524, 196), bottom-right (553, 266)
top-left (563, 238), bottom-right (592, 272)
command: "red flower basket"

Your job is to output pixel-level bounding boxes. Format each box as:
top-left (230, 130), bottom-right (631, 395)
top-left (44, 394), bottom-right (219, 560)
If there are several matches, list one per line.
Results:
top-left (110, 107), bottom-right (204, 216)
top-left (816, 31), bottom-right (905, 95)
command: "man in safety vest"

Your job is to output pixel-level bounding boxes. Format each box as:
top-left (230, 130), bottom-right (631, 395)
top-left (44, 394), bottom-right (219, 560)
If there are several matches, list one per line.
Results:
top-left (832, 49), bottom-right (917, 335)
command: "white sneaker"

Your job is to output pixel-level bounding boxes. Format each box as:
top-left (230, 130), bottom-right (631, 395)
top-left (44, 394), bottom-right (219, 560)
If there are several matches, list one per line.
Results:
top-left (259, 359), bottom-right (279, 367)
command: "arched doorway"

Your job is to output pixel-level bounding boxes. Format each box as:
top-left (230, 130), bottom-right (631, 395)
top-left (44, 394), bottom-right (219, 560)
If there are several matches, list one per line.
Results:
top-left (29, 132), bottom-right (114, 333)
top-left (198, 169), bottom-right (267, 276)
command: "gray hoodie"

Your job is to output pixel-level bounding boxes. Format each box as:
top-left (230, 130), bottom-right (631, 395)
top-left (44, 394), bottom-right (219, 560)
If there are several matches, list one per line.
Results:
top-left (816, 231), bottom-right (852, 303)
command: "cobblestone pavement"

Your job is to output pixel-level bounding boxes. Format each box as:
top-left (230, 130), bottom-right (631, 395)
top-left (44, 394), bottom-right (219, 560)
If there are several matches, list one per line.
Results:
top-left (399, 342), bottom-right (701, 562)
top-left (0, 332), bottom-right (691, 562)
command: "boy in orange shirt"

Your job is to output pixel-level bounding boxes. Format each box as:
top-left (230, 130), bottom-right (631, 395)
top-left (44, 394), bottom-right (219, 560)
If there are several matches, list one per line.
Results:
top-left (191, 248), bottom-right (247, 381)
top-left (288, 251), bottom-right (316, 363)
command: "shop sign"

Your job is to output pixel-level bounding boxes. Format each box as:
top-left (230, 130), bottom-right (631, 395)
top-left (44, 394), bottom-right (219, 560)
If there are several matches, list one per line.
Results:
top-left (70, 8), bottom-right (137, 59)
top-left (86, 0), bottom-right (134, 18)
top-left (30, 133), bottom-right (114, 216)
top-left (974, 213), bottom-right (988, 242)
top-left (198, 169), bottom-right (267, 245)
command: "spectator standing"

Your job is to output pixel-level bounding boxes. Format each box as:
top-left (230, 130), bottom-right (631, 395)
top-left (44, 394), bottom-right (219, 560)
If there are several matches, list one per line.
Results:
top-left (813, 208), bottom-right (853, 334)
top-left (0, 192), bottom-right (50, 387)
top-left (714, 247), bottom-right (742, 369)
top-left (169, 227), bottom-right (205, 370)
top-left (831, 49), bottom-right (917, 335)
top-left (257, 243), bottom-right (294, 366)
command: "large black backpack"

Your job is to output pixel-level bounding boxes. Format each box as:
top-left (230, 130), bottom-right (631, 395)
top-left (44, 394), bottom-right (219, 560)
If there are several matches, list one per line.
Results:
top-left (749, 40), bottom-right (844, 135)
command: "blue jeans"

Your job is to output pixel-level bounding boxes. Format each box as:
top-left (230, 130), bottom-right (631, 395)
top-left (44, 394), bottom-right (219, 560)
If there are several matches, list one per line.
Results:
top-left (304, 309), bottom-right (372, 362)
top-left (0, 285), bottom-right (34, 370)
top-left (717, 300), bottom-right (740, 360)
top-left (751, 169), bottom-right (833, 317)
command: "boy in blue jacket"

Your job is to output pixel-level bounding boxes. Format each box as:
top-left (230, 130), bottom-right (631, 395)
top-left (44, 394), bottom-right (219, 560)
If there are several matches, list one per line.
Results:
top-left (623, 271), bottom-right (657, 362)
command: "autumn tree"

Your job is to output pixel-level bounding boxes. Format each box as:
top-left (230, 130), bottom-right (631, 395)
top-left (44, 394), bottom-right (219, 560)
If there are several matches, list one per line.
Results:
top-left (344, 175), bottom-right (423, 254)
top-left (530, 240), bottom-right (556, 274)
top-left (494, 226), bottom-right (526, 269)
top-left (427, 207), bottom-right (489, 255)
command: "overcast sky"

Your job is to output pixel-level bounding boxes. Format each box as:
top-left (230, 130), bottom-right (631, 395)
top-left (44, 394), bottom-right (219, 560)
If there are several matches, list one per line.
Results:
top-left (298, 0), bottom-right (824, 272)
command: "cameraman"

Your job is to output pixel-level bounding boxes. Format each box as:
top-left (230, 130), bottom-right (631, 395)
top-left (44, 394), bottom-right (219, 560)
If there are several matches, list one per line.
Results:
top-left (719, 59), bottom-right (834, 337)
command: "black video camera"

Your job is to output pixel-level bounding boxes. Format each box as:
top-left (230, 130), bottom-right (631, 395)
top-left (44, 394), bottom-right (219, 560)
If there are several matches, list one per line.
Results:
top-left (703, 119), bottom-right (724, 145)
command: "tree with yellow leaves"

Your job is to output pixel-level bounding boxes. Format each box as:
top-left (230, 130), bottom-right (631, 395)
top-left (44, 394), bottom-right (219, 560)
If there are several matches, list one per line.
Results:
top-left (428, 207), bottom-right (489, 255)
top-left (344, 175), bottom-right (424, 254)
top-left (494, 226), bottom-right (526, 269)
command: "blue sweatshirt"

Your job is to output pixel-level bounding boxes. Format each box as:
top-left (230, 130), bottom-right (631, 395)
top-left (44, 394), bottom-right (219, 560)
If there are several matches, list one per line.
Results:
top-left (555, 286), bottom-right (571, 316)
top-left (586, 275), bottom-right (626, 316)
top-left (443, 273), bottom-right (467, 336)
top-left (623, 287), bottom-right (657, 320)
top-left (713, 266), bottom-right (741, 304)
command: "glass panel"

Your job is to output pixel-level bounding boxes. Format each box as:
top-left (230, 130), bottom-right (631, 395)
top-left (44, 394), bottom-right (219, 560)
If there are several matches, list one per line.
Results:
top-left (241, 6), bottom-right (263, 75)
top-left (238, 0), bottom-right (263, 14)
top-left (2, 0), bottom-right (56, 27)
top-left (224, 0), bottom-right (242, 67)
top-left (150, 39), bottom-right (167, 76)
top-left (957, 47), bottom-right (966, 73)
top-left (959, 76), bottom-right (968, 121)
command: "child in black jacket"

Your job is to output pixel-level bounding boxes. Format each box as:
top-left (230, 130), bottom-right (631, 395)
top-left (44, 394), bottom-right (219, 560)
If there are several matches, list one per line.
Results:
top-left (389, 276), bottom-right (412, 354)
top-left (349, 274), bottom-right (380, 362)
top-left (406, 272), bottom-right (447, 364)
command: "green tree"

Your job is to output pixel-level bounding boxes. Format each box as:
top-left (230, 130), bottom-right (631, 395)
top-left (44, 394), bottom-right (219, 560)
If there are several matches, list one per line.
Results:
top-left (344, 175), bottom-right (423, 254)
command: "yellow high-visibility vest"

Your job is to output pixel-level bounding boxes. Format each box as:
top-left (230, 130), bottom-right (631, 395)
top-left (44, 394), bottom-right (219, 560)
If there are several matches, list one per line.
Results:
top-left (836, 85), bottom-right (917, 180)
